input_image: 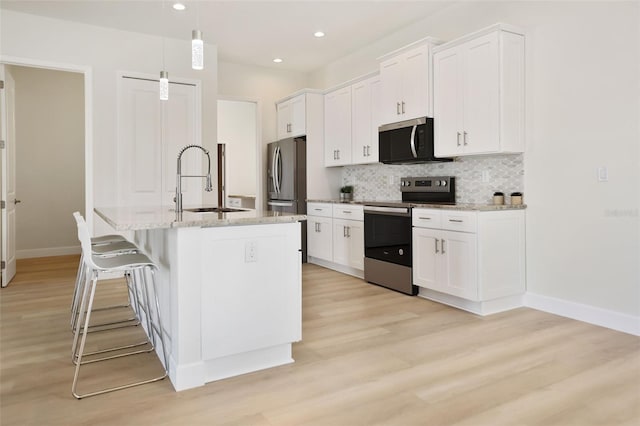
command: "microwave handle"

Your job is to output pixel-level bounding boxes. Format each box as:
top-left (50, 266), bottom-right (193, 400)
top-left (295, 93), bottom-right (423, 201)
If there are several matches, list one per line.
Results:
top-left (410, 125), bottom-right (418, 158)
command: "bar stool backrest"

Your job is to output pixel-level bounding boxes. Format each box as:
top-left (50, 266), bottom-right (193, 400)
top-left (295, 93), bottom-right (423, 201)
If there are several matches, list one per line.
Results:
top-left (73, 212), bottom-right (94, 268)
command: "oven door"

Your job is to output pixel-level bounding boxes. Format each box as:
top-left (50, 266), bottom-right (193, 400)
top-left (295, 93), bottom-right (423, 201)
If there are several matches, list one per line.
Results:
top-left (364, 206), bottom-right (412, 267)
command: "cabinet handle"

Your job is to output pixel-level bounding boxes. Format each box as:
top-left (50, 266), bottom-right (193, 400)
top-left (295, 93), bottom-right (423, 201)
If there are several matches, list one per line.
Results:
top-left (337, 149), bottom-right (340, 160)
top-left (418, 217), bottom-right (431, 220)
top-left (363, 146), bottom-right (367, 157)
top-left (366, 145), bottom-right (371, 156)
top-left (456, 132), bottom-right (461, 147)
top-left (347, 227), bottom-right (351, 238)
top-left (314, 208), bottom-right (322, 211)
top-left (449, 219), bottom-right (464, 223)
top-left (343, 226), bottom-right (347, 237)
top-left (343, 211), bottom-right (351, 214)
top-left (396, 102), bottom-right (401, 115)
top-left (401, 101), bottom-right (405, 114)
top-left (442, 239), bottom-right (446, 254)
top-left (435, 238), bottom-right (439, 254)
top-left (463, 131), bottom-right (468, 146)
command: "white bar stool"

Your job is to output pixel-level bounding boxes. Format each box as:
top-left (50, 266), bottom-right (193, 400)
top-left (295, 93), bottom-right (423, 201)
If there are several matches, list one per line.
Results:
top-left (70, 213), bottom-right (140, 333)
top-left (71, 212), bottom-right (168, 399)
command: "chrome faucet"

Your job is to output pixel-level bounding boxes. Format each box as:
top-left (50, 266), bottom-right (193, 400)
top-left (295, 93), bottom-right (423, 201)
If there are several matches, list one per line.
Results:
top-left (175, 144), bottom-right (213, 213)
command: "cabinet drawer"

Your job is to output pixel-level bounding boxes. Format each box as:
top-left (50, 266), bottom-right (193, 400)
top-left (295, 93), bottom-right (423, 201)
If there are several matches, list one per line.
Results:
top-left (412, 208), bottom-right (442, 228)
top-left (442, 211), bottom-right (477, 233)
top-left (332, 204), bottom-right (364, 221)
top-left (307, 203), bottom-right (333, 218)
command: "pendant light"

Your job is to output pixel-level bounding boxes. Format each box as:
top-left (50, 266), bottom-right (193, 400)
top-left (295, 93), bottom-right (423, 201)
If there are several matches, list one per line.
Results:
top-left (159, 1), bottom-right (169, 100)
top-left (192, 30), bottom-right (204, 70)
top-left (159, 71), bottom-right (169, 100)
top-left (191, 1), bottom-right (203, 70)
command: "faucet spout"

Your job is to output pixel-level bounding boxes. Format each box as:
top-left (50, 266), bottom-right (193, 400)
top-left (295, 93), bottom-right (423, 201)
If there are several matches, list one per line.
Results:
top-left (175, 144), bottom-right (213, 213)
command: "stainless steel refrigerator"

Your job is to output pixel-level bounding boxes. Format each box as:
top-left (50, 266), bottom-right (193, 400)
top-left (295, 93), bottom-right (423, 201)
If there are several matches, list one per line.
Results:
top-left (267, 136), bottom-right (307, 261)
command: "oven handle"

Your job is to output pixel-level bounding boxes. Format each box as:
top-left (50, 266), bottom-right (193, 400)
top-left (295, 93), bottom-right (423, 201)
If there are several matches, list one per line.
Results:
top-left (364, 206), bottom-right (411, 216)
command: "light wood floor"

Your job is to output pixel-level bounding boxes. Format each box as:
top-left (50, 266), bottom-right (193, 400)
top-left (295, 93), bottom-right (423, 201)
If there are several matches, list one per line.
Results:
top-left (1, 255), bottom-right (639, 425)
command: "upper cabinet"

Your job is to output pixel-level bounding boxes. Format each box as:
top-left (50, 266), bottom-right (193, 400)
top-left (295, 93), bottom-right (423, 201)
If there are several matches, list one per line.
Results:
top-left (351, 75), bottom-right (381, 165)
top-left (378, 38), bottom-right (441, 126)
top-left (277, 94), bottom-right (306, 140)
top-left (433, 24), bottom-right (525, 157)
top-left (324, 86), bottom-right (352, 166)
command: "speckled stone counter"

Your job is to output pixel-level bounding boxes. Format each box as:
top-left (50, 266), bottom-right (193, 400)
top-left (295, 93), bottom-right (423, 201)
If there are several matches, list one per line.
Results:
top-left (306, 199), bottom-right (526, 211)
top-left (95, 206), bottom-right (306, 231)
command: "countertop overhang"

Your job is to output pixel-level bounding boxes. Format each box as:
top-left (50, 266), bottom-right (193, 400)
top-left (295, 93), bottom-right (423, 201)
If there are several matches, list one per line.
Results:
top-left (95, 206), bottom-right (306, 231)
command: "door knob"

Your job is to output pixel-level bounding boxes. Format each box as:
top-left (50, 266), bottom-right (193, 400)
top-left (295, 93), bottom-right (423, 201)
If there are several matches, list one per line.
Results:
top-left (13, 199), bottom-right (21, 204)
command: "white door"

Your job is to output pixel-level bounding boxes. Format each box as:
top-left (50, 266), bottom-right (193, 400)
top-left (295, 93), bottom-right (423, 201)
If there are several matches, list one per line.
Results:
top-left (0, 65), bottom-right (17, 287)
top-left (412, 227), bottom-right (440, 291)
top-left (324, 87), bottom-right (351, 166)
top-left (442, 230), bottom-right (477, 300)
top-left (379, 56), bottom-right (403, 125)
top-left (434, 47), bottom-right (463, 157)
top-left (402, 45), bottom-right (429, 120)
top-left (347, 220), bottom-right (364, 270)
top-left (118, 76), bottom-right (200, 208)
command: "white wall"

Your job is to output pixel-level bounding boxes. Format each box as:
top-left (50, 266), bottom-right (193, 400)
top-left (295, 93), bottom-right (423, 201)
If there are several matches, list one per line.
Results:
top-left (218, 99), bottom-right (257, 197)
top-left (0, 10), bottom-right (218, 235)
top-left (10, 65), bottom-right (84, 257)
top-left (310, 1), bottom-right (640, 321)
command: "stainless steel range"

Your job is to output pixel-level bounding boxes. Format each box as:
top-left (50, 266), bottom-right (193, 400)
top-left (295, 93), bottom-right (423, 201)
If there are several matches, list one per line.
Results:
top-left (363, 176), bottom-right (456, 295)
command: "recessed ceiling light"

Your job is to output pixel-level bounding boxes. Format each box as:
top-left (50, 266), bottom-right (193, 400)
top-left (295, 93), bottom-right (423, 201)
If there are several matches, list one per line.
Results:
top-left (273, 58), bottom-right (283, 63)
top-left (173, 3), bottom-right (186, 11)
top-left (314, 31), bottom-right (325, 38)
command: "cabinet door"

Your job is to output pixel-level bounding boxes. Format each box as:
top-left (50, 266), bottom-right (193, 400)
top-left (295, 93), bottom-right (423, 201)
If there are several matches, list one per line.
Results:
top-left (379, 57), bottom-right (404, 126)
top-left (412, 227), bottom-right (442, 291)
top-left (401, 45), bottom-right (430, 121)
top-left (462, 32), bottom-right (499, 154)
top-left (324, 87), bottom-right (352, 166)
top-left (332, 219), bottom-right (350, 266)
top-left (441, 230), bottom-right (477, 300)
top-left (351, 78), bottom-right (375, 165)
top-left (289, 94), bottom-right (306, 138)
top-left (433, 47), bottom-right (463, 158)
top-left (347, 220), bottom-right (364, 270)
top-left (307, 216), bottom-right (332, 262)
top-left (276, 100), bottom-right (291, 140)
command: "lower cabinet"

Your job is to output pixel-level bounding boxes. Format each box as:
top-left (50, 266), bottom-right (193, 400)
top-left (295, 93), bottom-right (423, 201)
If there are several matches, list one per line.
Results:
top-left (307, 202), bottom-right (364, 278)
top-left (413, 208), bottom-right (525, 315)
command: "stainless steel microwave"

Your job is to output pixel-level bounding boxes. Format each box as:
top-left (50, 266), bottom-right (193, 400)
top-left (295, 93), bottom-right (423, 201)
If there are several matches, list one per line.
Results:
top-left (378, 117), bottom-right (452, 164)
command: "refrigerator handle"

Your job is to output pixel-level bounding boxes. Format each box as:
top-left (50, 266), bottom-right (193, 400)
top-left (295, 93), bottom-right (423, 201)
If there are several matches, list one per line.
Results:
top-left (271, 146), bottom-right (278, 193)
top-left (276, 146), bottom-right (282, 194)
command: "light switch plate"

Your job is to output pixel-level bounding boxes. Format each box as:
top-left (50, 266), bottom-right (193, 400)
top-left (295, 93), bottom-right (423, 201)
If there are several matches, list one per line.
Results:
top-left (597, 166), bottom-right (608, 182)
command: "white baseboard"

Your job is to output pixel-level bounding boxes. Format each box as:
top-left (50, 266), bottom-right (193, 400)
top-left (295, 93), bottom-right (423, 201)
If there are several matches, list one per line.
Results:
top-left (17, 246), bottom-right (80, 259)
top-left (525, 292), bottom-right (640, 336)
top-left (307, 256), bottom-right (364, 279)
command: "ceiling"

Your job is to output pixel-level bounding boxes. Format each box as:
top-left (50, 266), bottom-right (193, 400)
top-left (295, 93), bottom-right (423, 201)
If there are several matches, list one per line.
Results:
top-left (1, 0), bottom-right (456, 73)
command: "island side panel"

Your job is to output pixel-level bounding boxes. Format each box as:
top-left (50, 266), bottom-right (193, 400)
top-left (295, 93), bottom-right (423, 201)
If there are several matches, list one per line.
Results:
top-left (135, 227), bottom-right (207, 391)
top-left (199, 222), bottom-right (302, 382)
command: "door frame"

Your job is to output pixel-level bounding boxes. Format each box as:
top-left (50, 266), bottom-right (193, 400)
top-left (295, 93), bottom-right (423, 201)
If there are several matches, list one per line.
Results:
top-left (0, 55), bottom-right (93, 231)
top-left (217, 96), bottom-right (262, 210)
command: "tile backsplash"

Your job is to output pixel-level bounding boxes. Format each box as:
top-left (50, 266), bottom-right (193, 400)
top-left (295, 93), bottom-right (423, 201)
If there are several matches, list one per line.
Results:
top-left (342, 154), bottom-right (524, 204)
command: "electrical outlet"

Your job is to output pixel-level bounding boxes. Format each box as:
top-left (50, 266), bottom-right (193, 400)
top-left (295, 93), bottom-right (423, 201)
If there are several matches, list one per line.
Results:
top-left (245, 241), bottom-right (257, 263)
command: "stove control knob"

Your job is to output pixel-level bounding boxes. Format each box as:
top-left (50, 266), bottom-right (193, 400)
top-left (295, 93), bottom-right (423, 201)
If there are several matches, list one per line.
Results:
top-left (435, 181), bottom-right (441, 186)
top-left (401, 181), bottom-right (406, 187)
top-left (441, 180), bottom-right (447, 187)
top-left (406, 181), bottom-right (411, 187)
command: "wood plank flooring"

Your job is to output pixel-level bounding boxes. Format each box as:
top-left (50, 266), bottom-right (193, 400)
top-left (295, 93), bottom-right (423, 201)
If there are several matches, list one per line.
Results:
top-left (1, 255), bottom-right (638, 425)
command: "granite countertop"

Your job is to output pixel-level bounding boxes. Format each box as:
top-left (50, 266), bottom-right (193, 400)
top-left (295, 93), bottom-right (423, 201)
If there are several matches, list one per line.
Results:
top-left (307, 199), bottom-right (527, 211)
top-left (95, 206), bottom-right (306, 231)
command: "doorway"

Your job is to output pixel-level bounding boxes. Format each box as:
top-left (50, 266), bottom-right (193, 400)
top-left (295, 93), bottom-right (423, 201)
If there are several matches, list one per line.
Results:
top-left (217, 99), bottom-right (260, 210)
top-left (1, 60), bottom-right (88, 287)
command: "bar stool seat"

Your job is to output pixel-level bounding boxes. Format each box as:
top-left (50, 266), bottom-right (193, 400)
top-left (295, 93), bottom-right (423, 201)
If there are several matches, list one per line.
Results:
top-left (71, 212), bottom-right (168, 399)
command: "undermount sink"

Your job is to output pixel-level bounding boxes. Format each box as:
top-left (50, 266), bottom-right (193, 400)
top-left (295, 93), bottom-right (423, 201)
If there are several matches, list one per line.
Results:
top-left (184, 207), bottom-right (247, 213)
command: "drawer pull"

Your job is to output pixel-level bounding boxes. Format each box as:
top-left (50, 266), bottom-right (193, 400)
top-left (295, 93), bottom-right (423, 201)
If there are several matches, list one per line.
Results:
top-left (435, 238), bottom-right (439, 254)
top-left (418, 217), bottom-right (431, 220)
top-left (449, 219), bottom-right (464, 223)
top-left (343, 211), bottom-right (352, 214)
top-left (314, 209), bottom-right (323, 211)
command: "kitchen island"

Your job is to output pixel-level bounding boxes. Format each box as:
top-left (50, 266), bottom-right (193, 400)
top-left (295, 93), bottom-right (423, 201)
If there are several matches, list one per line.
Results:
top-left (95, 206), bottom-right (306, 391)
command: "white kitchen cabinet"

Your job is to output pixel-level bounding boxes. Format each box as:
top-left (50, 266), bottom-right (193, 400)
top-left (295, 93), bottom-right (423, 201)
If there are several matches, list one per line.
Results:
top-left (433, 24), bottom-right (525, 157)
top-left (351, 75), bottom-right (381, 164)
top-left (412, 207), bottom-right (525, 315)
top-left (324, 86), bottom-right (352, 166)
top-left (307, 203), bottom-right (364, 278)
top-left (378, 38), bottom-right (441, 126)
top-left (277, 94), bottom-right (306, 140)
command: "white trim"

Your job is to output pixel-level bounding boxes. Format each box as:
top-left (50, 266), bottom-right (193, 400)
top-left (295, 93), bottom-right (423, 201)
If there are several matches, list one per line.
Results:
top-left (525, 292), bottom-right (640, 336)
top-left (17, 246), bottom-right (80, 259)
top-left (0, 55), bottom-right (93, 233)
top-left (418, 288), bottom-right (524, 316)
top-left (307, 257), bottom-right (364, 280)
